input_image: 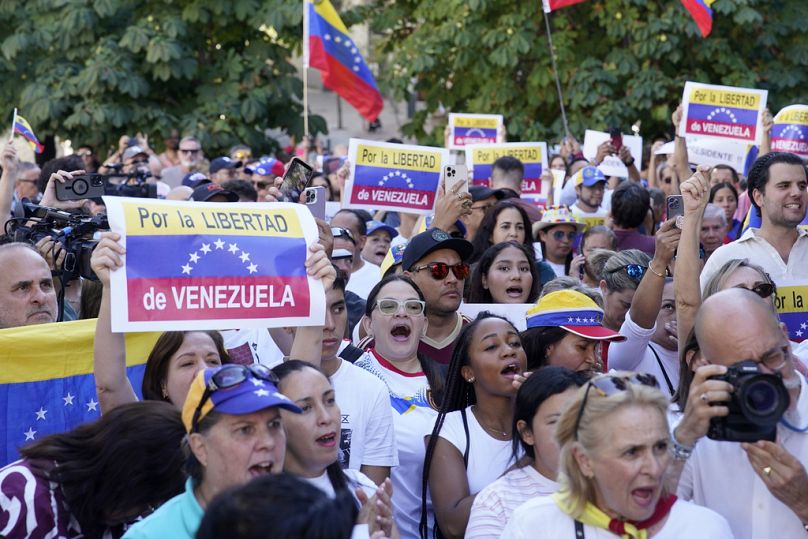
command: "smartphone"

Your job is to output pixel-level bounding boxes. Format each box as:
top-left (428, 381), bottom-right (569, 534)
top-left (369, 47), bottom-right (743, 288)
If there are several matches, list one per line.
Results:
top-left (303, 186), bottom-right (326, 220)
top-left (608, 127), bottom-right (623, 152)
top-left (443, 164), bottom-right (469, 195)
top-left (666, 195), bottom-right (684, 220)
top-left (280, 157), bottom-right (314, 202)
top-left (55, 174), bottom-right (106, 201)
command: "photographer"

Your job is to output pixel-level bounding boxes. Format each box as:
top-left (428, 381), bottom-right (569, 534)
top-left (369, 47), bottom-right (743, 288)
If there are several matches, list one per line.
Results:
top-left (670, 289), bottom-right (808, 539)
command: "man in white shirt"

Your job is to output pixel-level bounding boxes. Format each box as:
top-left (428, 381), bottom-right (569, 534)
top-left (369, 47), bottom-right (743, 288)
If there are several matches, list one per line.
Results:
top-left (673, 289), bottom-right (808, 539)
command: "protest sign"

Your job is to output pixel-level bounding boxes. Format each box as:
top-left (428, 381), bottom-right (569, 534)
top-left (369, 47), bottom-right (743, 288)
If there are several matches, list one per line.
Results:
top-left (771, 104), bottom-right (808, 159)
top-left (104, 197), bottom-right (324, 332)
top-left (582, 130), bottom-right (643, 178)
top-left (448, 113), bottom-right (503, 150)
top-left (680, 82), bottom-right (768, 145)
top-left (654, 137), bottom-right (755, 174)
top-left (465, 142), bottom-right (549, 204)
top-left (344, 138), bottom-right (449, 215)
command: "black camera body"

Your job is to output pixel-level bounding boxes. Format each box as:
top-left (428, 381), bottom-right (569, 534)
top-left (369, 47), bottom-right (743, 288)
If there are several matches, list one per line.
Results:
top-left (707, 360), bottom-right (789, 442)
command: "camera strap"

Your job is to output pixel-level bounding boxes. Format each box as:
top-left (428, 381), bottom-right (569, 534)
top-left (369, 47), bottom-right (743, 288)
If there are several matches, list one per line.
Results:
top-left (574, 520), bottom-right (585, 538)
top-left (648, 344), bottom-right (674, 396)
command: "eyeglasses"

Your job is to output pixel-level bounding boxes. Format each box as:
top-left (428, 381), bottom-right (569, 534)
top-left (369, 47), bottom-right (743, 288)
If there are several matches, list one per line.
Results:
top-left (754, 345), bottom-right (792, 372)
top-left (552, 230), bottom-right (578, 242)
top-left (179, 148), bottom-right (201, 154)
top-left (331, 227), bottom-right (355, 244)
top-left (374, 298), bottom-right (426, 316)
top-left (607, 264), bottom-right (647, 282)
top-left (77, 151), bottom-right (92, 157)
top-left (190, 364), bottom-right (279, 433)
top-left (411, 261), bottom-right (470, 280)
top-left (574, 373), bottom-right (659, 439)
top-left (736, 283), bottom-right (776, 299)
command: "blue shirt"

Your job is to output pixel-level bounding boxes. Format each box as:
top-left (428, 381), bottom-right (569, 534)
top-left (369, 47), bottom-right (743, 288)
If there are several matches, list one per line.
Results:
top-left (122, 478), bottom-right (203, 539)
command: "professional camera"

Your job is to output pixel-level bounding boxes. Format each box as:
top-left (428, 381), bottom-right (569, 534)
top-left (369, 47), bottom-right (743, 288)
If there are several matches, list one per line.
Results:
top-left (106, 167), bottom-right (158, 199)
top-left (5, 202), bottom-right (109, 282)
top-left (707, 360), bottom-right (789, 442)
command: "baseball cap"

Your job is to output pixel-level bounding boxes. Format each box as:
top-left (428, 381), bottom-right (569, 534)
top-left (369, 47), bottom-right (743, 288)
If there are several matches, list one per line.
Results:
top-left (192, 183), bottom-right (239, 202)
top-left (366, 220), bottom-right (399, 240)
top-left (246, 158), bottom-right (285, 178)
top-left (331, 249), bottom-right (353, 260)
top-left (210, 156), bottom-right (243, 174)
top-left (123, 146), bottom-right (148, 162)
top-left (469, 185), bottom-right (507, 202)
top-left (182, 365), bottom-right (301, 433)
top-left (525, 290), bottom-right (626, 341)
top-left (182, 172), bottom-right (212, 188)
top-left (380, 241), bottom-right (408, 278)
top-left (401, 228), bottom-right (473, 271)
top-left (572, 166), bottom-right (606, 187)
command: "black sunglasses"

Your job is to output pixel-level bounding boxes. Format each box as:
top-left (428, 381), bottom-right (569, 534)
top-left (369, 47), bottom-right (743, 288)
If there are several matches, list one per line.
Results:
top-left (190, 364), bottom-right (279, 433)
top-left (736, 282), bottom-right (776, 299)
top-left (574, 373), bottom-right (659, 439)
top-left (411, 261), bottom-right (470, 280)
top-left (606, 264), bottom-right (647, 283)
top-left (331, 227), bottom-right (356, 245)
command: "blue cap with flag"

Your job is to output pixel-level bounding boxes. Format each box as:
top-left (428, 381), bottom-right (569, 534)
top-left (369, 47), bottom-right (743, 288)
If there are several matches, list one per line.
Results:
top-left (526, 290), bottom-right (626, 341)
top-left (573, 166), bottom-right (607, 187)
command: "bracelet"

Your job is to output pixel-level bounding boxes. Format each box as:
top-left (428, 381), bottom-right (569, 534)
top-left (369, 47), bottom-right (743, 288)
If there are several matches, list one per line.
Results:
top-left (623, 157), bottom-right (635, 167)
top-left (648, 263), bottom-right (665, 278)
top-left (670, 430), bottom-right (694, 460)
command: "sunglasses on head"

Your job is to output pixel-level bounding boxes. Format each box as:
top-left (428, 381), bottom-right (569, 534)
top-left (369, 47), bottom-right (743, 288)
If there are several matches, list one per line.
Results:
top-left (411, 261), bottom-right (470, 280)
top-left (552, 230), bottom-right (578, 242)
top-left (574, 373), bottom-right (659, 439)
top-left (607, 264), bottom-right (647, 283)
top-left (331, 227), bottom-right (355, 244)
top-left (190, 364), bottom-right (278, 433)
top-left (736, 282), bottom-right (776, 299)
top-left (374, 298), bottom-right (426, 316)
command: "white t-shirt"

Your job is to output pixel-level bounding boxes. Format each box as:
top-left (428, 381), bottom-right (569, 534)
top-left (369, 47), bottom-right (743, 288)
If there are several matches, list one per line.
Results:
top-left (546, 260), bottom-right (567, 278)
top-left (355, 349), bottom-right (438, 539)
top-left (570, 203), bottom-right (609, 232)
top-left (346, 260), bottom-right (382, 300)
top-left (466, 465), bottom-right (558, 539)
top-left (607, 311), bottom-right (680, 396)
top-left (330, 359), bottom-right (398, 471)
top-left (305, 467), bottom-right (378, 501)
top-left (220, 328), bottom-right (284, 368)
top-left (501, 496), bottom-right (733, 539)
top-left (437, 406), bottom-right (516, 495)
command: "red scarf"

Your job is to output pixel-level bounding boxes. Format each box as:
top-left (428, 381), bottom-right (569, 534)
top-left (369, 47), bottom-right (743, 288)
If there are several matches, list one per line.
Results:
top-left (608, 494), bottom-right (677, 537)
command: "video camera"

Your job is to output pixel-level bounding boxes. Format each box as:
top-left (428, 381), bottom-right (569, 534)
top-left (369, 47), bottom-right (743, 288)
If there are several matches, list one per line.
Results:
top-left (5, 202), bottom-right (109, 282)
top-left (59, 167), bottom-right (157, 201)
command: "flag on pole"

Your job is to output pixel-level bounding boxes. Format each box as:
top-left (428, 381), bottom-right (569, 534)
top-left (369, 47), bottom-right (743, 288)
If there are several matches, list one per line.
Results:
top-left (12, 114), bottom-right (44, 154)
top-left (542, 0), bottom-right (588, 13)
top-left (681, 0), bottom-right (716, 37)
top-left (305, 0), bottom-right (383, 123)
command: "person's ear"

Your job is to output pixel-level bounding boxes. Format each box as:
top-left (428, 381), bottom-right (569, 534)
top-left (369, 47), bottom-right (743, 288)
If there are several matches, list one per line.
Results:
top-left (460, 365), bottom-right (475, 383)
top-left (599, 280), bottom-right (608, 296)
top-left (188, 433), bottom-right (209, 468)
top-left (361, 315), bottom-right (373, 339)
top-left (421, 317), bottom-right (429, 338)
top-left (516, 419), bottom-right (534, 446)
top-left (751, 187), bottom-right (764, 210)
top-left (572, 443), bottom-right (594, 479)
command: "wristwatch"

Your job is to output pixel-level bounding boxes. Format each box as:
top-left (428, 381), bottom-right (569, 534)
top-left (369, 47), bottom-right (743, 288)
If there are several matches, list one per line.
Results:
top-left (670, 430), bottom-right (694, 460)
top-left (623, 157), bottom-right (635, 167)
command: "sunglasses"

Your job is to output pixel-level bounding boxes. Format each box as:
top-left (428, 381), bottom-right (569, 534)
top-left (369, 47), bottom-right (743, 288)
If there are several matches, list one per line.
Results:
top-left (736, 282), bottom-right (776, 299)
top-left (374, 298), bottom-right (426, 316)
top-left (574, 373), bottom-right (659, 439)
top-left (331, 227), bottom-right (355, 244)
top-left (607, 264), bottom-right (647, 283)
top-left (552, 230), bottom-right (578, 242)
top-left (190, 364), bottom-right (279, 433)
top-left (411, 261), bottom-right (470, 280)
top-left (179, 148), bottom-right (201, 154)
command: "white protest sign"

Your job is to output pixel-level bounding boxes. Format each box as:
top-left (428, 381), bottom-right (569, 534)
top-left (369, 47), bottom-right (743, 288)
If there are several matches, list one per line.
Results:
top-left (679, 81), bottom-right (768, 145)
top-left (582, 129), bottom-right (643, 178)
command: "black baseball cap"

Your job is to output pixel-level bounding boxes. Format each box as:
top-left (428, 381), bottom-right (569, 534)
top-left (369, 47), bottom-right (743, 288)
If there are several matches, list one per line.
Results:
top-left (469, 185), bottom-right (506, 202)
top-left (210, 156), bottom-right (243, 174)
top-left (192, 183), bottom-right (239, 202)
top-left (402, 228), bottom-right (473, 271)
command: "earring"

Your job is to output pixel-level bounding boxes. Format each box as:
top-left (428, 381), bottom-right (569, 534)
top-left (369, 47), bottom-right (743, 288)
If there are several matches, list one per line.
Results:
top-left (162, 387), bottom-right (169, 399)
top-left (466, 377), bottom-right (475, 383)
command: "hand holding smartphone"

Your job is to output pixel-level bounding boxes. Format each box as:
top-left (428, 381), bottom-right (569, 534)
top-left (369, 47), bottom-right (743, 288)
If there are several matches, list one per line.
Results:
top-left (280, 157), bottom-right (314, 202)
top-left (443, 164), bottom-right (469, 195)
top-left (608, 127), bottom-right (623, 152)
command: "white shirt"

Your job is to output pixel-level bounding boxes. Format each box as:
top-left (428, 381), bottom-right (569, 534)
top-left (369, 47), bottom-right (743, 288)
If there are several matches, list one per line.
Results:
top-left (466, 466), bottom-right (558, 539)
top-left (678, 372), bottom-right (808, 539)
top-left (346, 260), bottom-right (382, 300)
top-left (305, 468), bottom-right (378, 501)
top-left (220, 328), bottom-right (284, 368)
top-left (546, 260), bottom-right (567, 278)
top-left (355, 350), bottom-right (438, 539)
top-left (330, 360), bottom-right (398, 471)
top-left (501, 496), bottom-right (733, 538)
top-left (570, 203), bottom-right (609, 232)
top-left (607, 311), bottom-right (680, 396)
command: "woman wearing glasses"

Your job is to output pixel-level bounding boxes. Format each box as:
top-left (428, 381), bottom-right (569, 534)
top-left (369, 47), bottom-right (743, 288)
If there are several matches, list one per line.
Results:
top-left (469, 201), bottom-right (535, 264)
top-left (466, 241), bottom-right (541, 304)
top-left (534, 206), bottom-right (586, 278)
top-left (420, 313), bottom-right (527, 539)
top-left (502, 373), bottom-right (732, 538)
top-left (355, 275), bottom-right (444, 539)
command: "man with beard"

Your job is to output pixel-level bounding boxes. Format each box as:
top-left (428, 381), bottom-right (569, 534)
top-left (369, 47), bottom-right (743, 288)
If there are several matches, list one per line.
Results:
top-left (160, 136), bottom-right (205, 188)
top-left (570, 165), bottom-right (609, 232)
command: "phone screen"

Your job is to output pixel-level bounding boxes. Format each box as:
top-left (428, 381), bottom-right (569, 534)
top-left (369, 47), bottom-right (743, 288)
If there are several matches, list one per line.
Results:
top-left (281, 158), bottom-right (313, 202)
top-left (609, 128), bottom-right (623, 152)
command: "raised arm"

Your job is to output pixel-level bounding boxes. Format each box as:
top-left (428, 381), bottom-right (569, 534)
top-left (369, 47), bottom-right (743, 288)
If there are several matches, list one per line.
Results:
top-left (759, 108), bottom-right (773, 158)
top-left (0, 142), bottom-right (18, 227)
top-left (628, 218), bottom-right (680, 329)
top-left (287, 242), bottom-right (335, 364)
top-left (671, 105), bottom-right (689, 195)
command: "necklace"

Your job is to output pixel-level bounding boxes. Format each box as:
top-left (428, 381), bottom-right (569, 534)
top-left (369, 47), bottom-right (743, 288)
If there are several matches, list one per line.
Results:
top-left (472, 406), bottom-right (510, 438)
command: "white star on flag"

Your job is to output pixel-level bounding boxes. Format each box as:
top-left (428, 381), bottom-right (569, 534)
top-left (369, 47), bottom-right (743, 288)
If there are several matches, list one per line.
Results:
top-left (249, 378), bottom-right (266, 387)
top-left (797, 330), bottom-right (804, 338)
top-left (87, 399), bottom-right (99, 412)
top-left (228, 243), bottom-right (239, 254)
top-left (801, 322), bottom-right (807, 330)
top-left (63, 393), bottom-right (75, 406)
top-left (247, 263), bottom-right (258, 274)
top-left (24, 427), bottom-right (36, 441)
top-left (190, 252), bottom-right (200, 263)
top-left (201, 243), bottom-right (211, 254)
top-left (35, 407), bottom-right (47, 420)
top-left (254, 389), bottom-right (270, 397)
top-left (568, 317), bottom-right (574, 322)
top-left (575, 317), bottom-right (581, 323)
top-left (181, 264), bottom-right (192, 275)
top-left (240, 252), bottom-right (250, 262)
top-left (214, 239), bottom-right (225, 249)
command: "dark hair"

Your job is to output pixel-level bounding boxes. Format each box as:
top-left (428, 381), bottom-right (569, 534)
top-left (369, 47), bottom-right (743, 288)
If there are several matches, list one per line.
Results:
top-left (271, 360), bottom-right (350, 496)
top-left (493, 156), bottom-right (524, 176)
top-left (311, 173), bottom-right (335, 201)
top-left (520, 326), bottom-right (569, 371)
top-left (20, 401), bottom-right (185, 537)
top-left (747, 152), bottom-right (807, 217)
top-left (39, 155), bottom-right (84, 194)
top-left (332, 269), bottom-right (347, 293)
top-left (549, 153), bottom-right (569, 178)
top-left (469, 200), bottom-right (534, 264)
top-left (712, 164), bottom-right (740, 185)
top-left (334, 209), bottom-right (369, 236)
top-left (536, 222), bottom-right (576, 276)
top-left (466, 241), bottom-right (541, 304)
top-left (141, 331), bottom-right (230, 402)
top-left (420, 312), bottom-right (521, 538)
top-left (709, 181), bottom-right (738, 205)
top-left (673, 326), bottom-right (700, 412)
top-left (610, 182), bottom-right (651, 229)
top-left (221, 179), bottom-right (258, 202)
top-left (512, 366), bottom-right (588, 461)
top-left (196, 473), bottom-right (358, 539)
top-left (79, 279), bottom-right (103, 319)
top-left (364, 275), bottom-right (445, 404)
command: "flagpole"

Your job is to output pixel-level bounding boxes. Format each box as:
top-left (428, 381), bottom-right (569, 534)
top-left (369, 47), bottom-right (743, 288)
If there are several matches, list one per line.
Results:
top-left (302, 0), bottom-right (310, 139)
top-left (10, 108), bottom-right (17, 141)
top-left (541, 9), bottom-right (571, 139)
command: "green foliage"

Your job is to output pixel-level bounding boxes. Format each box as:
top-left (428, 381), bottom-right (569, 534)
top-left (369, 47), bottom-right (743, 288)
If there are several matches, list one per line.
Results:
top-left (370, 0), bottom-right (808, 145)
top-left (0, 0), bottom-right (325, 157)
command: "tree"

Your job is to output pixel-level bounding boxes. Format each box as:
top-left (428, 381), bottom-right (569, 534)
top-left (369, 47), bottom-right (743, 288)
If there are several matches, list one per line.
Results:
top-left (0, 0), bottom-right (324, 158)
top-left (370, 0), bottom-right (808, 147)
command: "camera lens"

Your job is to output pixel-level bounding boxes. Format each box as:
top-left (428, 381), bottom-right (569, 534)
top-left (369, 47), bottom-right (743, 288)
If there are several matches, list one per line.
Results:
top-left (72, 179), bottom-right (89, 196)
top-left (744, 380), bottom-right (777, 415)
top-left (739, 375), bottom-right (788, 425)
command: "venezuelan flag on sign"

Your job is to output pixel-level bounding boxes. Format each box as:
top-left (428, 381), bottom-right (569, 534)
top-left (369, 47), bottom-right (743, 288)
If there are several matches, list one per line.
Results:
top-left (0, 319), bottom-right (160, 466)
top-left (13, 115), bottom-right (44, 154)
top-left (681, 0), bottom-right (716, 38)
top-left (306, 0), bottom-right (383, 123)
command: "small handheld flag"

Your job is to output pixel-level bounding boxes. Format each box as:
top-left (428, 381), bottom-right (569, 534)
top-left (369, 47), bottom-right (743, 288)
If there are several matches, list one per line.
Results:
top-left (681, 0), bottom-right (716, 38)
top-left (542, 0), bottom-right (588, 13)
top-left (12, 110), bottom-right (44, 154)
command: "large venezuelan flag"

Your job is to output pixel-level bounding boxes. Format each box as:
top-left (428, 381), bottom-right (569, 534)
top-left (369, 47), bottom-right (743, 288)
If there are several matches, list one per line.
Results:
top-left (681, 0), bottom-right (716, 38)
top-left (0, 319), bottom-right (160, 465)
top-left (305, 0), bottom-right (383, 123)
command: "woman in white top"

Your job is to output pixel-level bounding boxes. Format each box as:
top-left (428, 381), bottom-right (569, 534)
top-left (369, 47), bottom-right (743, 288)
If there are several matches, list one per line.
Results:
top-left (421, 313), bottom-right (527, 539)
top-left (502, 372), bottom-right (733, 538)
top-left (466, 366), bottom-right (588, 538)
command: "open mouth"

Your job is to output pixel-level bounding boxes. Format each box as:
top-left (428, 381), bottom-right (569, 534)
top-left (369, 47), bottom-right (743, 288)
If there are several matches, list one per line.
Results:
top-left (316, 432), bottom-right (337, 447)
top-left (391, 324), bottom-right (412, 342)
top-left (631, 487), bottom-right (656, 508)
top-left (505, 286), bottom-right (524, 298)
top-left (249, 462), bottom-right (274, 477)
top-left (500, 363), bottom-right (520, 377)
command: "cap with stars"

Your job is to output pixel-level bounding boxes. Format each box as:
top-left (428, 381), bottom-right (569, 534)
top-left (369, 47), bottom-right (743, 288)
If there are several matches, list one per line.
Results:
top-left (525, 290), bottom-right (626, 342)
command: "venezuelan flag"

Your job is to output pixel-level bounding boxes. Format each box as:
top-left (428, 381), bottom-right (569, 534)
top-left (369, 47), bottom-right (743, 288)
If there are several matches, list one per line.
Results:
top-left (13, 115), bottom-right (44, 154)
top-left (0, 319), bottom-right (160, 465)
top-left (681, 0), bottom-right (716, 38)
top-left (305, 0), bottom-right (383, 123)
top-left (542, 0), bottom-right (587, 13)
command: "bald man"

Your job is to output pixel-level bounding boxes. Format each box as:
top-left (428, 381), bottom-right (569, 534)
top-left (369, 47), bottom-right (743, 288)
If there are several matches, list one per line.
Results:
top-left (673, 289), bottom-right (808, 539)
top-left (0, 243), bottom-right (58, 328)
